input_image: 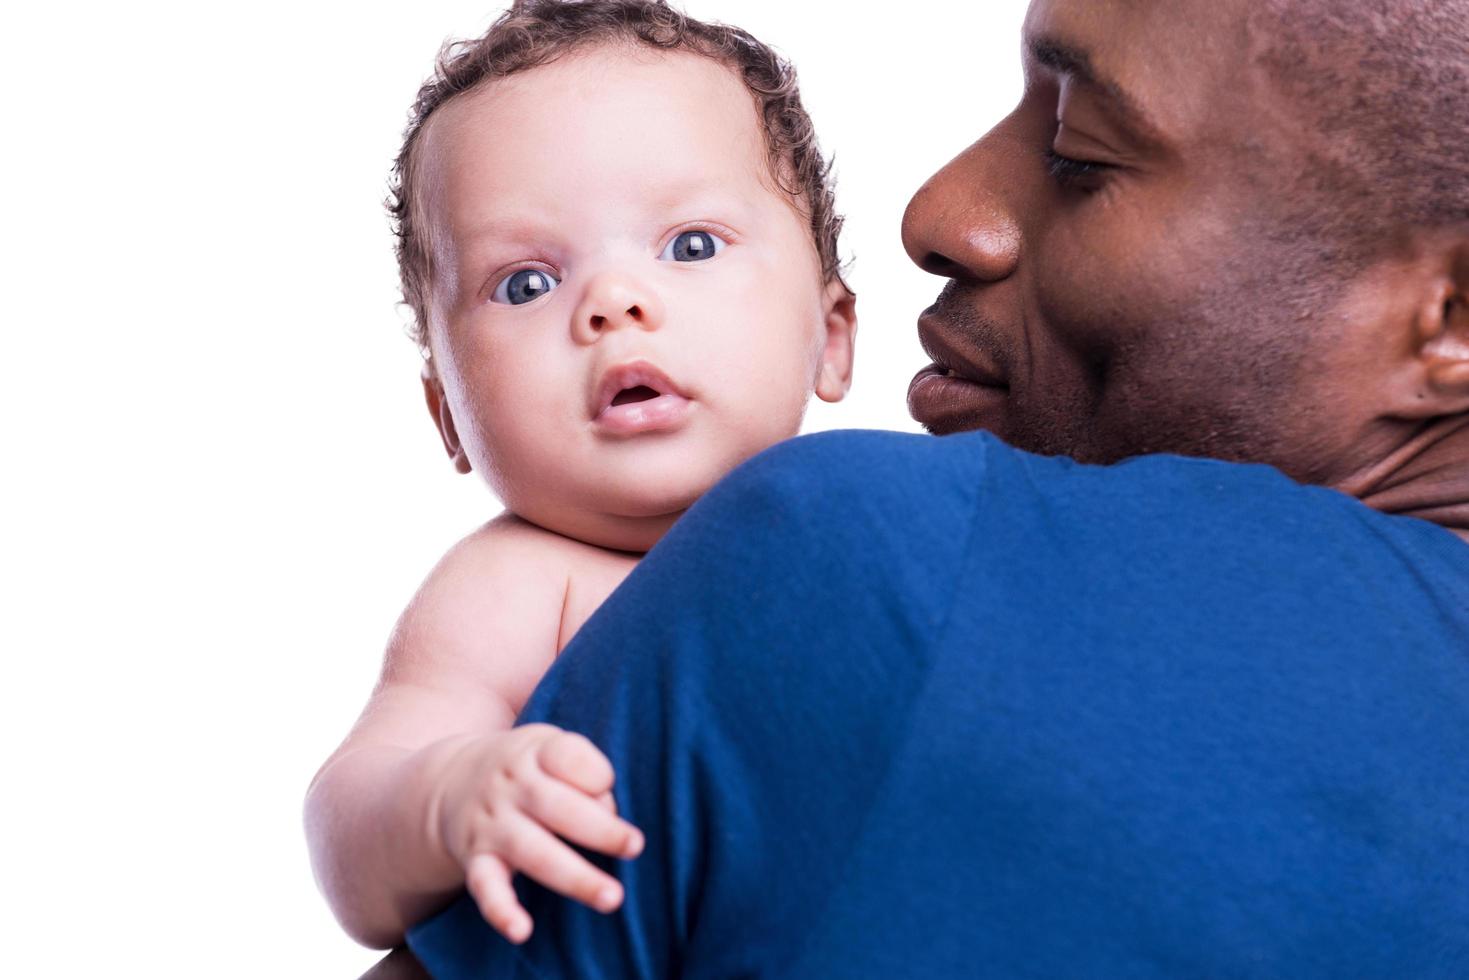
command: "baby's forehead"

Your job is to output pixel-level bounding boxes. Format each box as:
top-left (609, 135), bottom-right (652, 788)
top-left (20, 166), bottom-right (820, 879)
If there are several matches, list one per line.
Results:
top-left (418, 45), bottom-right (788, 234)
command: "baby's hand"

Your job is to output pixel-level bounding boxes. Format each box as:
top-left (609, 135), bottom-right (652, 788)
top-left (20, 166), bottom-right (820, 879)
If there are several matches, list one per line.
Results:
top-left (435, 725), bottom-right (644, 944)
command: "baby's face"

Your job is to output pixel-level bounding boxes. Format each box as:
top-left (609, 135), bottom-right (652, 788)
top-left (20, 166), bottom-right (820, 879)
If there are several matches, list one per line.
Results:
top-left (420, 45), bottom-right (854, 551)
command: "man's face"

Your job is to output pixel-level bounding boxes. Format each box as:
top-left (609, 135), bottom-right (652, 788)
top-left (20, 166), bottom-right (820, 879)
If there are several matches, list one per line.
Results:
top-left (902, 0), bottom-right (1396, 482)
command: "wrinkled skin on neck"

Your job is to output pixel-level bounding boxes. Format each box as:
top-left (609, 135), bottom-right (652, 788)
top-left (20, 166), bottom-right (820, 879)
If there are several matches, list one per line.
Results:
top-left (1341, 416), bottom-right (1469, 540)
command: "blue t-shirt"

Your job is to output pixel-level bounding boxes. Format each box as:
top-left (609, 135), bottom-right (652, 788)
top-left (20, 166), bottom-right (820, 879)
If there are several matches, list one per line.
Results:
top-left (410, 431), bottom-right (1469, 978)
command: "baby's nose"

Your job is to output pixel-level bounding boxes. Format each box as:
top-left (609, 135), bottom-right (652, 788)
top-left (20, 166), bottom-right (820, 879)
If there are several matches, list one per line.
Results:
top-left (572, 273), bottom-right (665, 343)
top-left (589, 302), bottom-right (645, 331)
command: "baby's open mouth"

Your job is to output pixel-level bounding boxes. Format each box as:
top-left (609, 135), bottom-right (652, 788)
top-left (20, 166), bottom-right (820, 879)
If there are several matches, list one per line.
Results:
top-left (610, 385), bottom-right (661, 407)
top-left (591, 361), bottom-right (694, 436)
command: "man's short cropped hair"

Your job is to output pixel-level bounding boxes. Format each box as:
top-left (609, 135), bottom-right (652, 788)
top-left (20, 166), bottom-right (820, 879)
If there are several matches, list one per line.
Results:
top-left (389, 0), bottom-right (846, 362)
top-left (1253, 0), bottom-right (1469, 272)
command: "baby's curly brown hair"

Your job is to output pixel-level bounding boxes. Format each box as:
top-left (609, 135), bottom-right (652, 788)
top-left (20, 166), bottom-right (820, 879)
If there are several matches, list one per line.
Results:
top-left (389, 0), bottom-right (847, 364)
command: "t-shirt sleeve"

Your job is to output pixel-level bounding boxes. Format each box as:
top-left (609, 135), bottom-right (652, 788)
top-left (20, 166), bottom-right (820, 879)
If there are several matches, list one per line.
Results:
top-left (407, 430), bottom-right (987, 978)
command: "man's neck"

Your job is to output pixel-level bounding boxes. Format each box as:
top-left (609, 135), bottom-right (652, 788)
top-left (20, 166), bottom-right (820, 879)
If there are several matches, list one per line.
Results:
top-left (1337, 415), bottom-right (1469, 545)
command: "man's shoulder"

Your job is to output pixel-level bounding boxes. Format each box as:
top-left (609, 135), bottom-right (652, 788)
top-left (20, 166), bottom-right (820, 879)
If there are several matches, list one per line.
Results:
top-left (698, 430), bottom-right (1467, 611)
top-left (718, 427), bottom-right (1305, 506)
top-left (721, 428), bottom-right (992, 502)
top-left (702, 428), bottom-right (1313, 538)
top-left (681, 429), bottom-right (1000, 576)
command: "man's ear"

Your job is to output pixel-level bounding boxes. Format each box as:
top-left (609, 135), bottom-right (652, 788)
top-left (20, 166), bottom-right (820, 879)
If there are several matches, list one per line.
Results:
top-left (814, 277), bottom-right (857, 403)
top-left (1391, 244), bottom-right (1469, 419)
top-left (422, 362), bottom-right (472, 474)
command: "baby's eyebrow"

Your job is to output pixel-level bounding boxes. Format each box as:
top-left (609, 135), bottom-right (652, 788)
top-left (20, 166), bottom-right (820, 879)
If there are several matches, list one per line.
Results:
top-left (456, 215), bottom-right (551, 247)
top-left (644, 179), bottom-right (757, 216)
top-left (649, 185), bottom-right (723, 208)
top-left (452, 191), bottom-right (756, 260)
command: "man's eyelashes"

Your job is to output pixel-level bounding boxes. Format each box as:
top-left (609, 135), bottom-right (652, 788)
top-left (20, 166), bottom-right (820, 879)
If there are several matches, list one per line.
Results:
top-left (1044, 148), bottom-right (1111, 189)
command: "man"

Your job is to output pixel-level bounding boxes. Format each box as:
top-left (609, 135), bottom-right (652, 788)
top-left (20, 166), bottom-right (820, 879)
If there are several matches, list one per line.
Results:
top-left (407, 0), bottom-right (1469, 974)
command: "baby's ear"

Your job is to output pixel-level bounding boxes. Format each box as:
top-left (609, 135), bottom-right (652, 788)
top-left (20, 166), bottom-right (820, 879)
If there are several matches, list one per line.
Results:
top-left (814, 277), bottom-right (857, 403)
top-left (422, 361), bottom-right (473, 474)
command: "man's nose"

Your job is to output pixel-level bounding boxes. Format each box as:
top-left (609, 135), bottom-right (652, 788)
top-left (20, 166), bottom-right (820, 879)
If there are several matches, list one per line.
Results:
top-left (900, 134), bottom-right (1022, 284)
top-left (571, 271), bottom-right (665, 344)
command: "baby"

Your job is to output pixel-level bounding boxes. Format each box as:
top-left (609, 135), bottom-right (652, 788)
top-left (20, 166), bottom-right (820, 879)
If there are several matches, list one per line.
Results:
top-left (305, 0), bottom-right (857, 951)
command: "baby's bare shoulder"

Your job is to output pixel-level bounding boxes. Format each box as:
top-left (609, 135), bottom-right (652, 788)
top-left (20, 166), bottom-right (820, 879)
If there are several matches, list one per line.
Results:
top-left (381, 515), bottom-right (635, 707)
top-left (382, 517), bottom-right (568, 690)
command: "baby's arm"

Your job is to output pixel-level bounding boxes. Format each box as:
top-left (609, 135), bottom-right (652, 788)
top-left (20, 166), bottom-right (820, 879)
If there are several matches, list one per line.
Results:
top-left (304, 518), bottom-right (644, 949)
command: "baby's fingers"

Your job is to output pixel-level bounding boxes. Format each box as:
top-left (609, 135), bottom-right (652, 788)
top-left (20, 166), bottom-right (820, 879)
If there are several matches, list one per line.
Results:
top-left (503, 813), bottom-right (626, 914)
top-left (465, 852), bottom-right (532, 944)
top-left (525, 775), bottom-right (644, 860)
top-left (537, 731), bottom-right (616, 798)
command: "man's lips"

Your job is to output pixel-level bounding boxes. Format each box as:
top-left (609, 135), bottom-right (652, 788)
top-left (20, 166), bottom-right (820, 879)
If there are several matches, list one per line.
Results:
top-left (908, 366), bottom-right (1010, 435)
top-left (909, 311), bottom-right (1010, 434)
top-left (915, 310), bottom-right (1009, 387)
top-left (591, 360), bottom-right (693, 436)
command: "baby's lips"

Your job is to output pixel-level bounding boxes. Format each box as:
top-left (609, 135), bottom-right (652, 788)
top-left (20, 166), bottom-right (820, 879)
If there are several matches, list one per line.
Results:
top-left (590, 358), bottom-right (690, 418)
top-left (592, 389), bottom-right (693, 436)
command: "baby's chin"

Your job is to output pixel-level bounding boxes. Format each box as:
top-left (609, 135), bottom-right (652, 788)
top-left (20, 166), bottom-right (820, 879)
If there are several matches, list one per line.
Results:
top-left (582, 451), bottom-right (730, 516)
top-left (500, 441), bottom-right (767, 551)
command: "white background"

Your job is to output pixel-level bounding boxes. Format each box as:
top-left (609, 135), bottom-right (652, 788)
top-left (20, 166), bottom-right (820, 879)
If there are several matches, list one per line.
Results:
top-left (3, 1), bottom-right (1028, 975)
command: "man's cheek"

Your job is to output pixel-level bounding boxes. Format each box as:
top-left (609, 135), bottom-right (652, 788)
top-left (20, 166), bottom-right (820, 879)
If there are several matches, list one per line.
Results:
top-left (1034, 235), bottom-right (1159, 356)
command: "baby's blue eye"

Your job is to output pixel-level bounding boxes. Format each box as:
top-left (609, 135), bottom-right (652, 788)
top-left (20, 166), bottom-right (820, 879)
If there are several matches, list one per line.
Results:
top-left (492, 268), bottom-right (560, 305)
top-left (660, 230), bottom-right (726, 262)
